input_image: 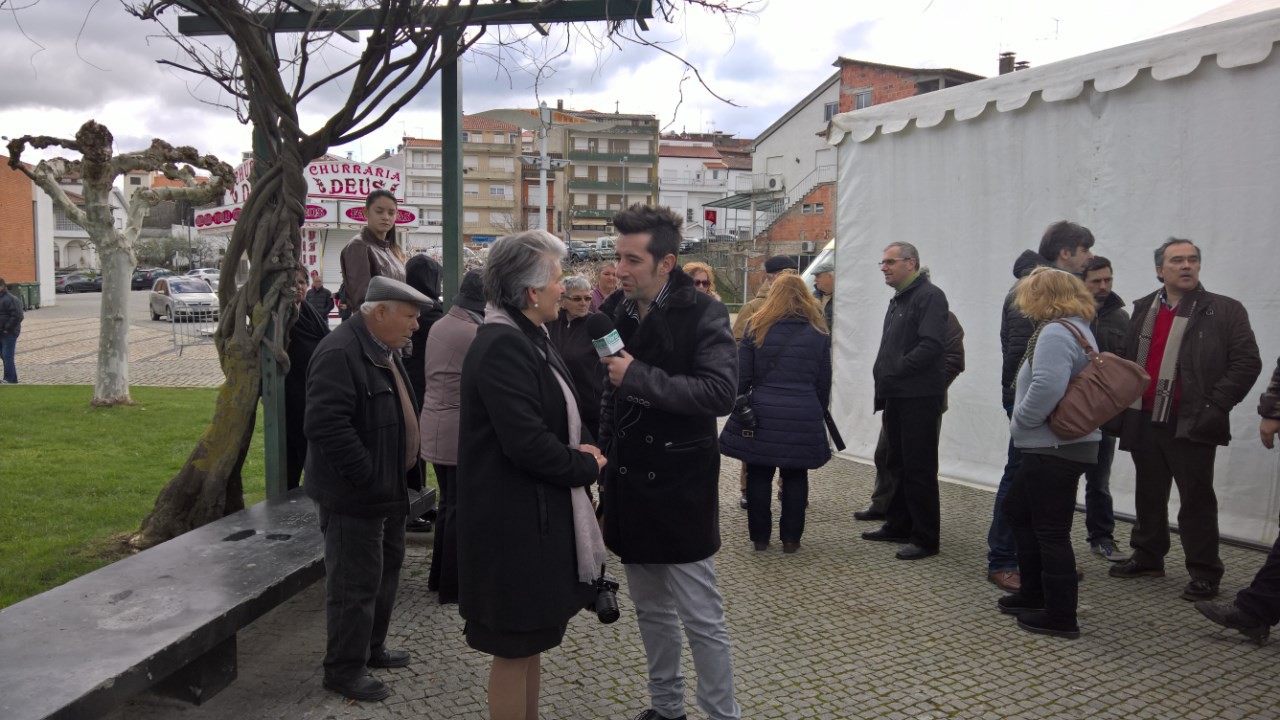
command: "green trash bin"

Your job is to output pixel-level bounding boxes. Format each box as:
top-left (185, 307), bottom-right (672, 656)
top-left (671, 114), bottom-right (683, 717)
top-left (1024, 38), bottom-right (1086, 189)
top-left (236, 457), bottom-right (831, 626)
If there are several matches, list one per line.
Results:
top-left (11, 283), bottom-right (40, 310)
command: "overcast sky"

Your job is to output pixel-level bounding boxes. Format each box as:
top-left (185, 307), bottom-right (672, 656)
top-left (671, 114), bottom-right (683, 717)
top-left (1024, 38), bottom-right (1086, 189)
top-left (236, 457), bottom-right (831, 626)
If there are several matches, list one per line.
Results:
top-left (0, 0), bottom-right (1244, 169)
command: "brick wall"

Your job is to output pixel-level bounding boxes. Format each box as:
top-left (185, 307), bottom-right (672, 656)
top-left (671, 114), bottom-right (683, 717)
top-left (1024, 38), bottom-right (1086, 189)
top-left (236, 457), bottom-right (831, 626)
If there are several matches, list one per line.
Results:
top-left (747, 182), bottom-right (835, 293)
top-left (838, 63), bottom-right (920, 113)
top-left (0, 157), bottom-right (35, 283)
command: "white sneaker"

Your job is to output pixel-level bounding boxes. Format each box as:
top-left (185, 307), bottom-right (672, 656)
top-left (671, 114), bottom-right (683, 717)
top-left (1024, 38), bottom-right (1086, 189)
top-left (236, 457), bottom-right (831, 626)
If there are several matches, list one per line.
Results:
top-left (1091, 539), bottom-right (1131, 562)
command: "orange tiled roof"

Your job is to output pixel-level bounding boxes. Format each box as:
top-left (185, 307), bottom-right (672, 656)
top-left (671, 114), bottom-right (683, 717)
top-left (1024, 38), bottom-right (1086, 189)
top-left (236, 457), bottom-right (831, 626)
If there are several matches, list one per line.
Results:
top-left (658, 145), bottom-right (722, 159)
top-left (404, 137), bottom-right (442, 148)
top-left (151, 174), bottom-right (210, 188)
top-left (462, 115), bottom-right (520, 132)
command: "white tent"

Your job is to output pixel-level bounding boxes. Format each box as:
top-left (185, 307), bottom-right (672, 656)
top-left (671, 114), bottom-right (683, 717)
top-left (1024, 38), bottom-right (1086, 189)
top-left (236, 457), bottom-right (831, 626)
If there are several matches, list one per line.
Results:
top-left (827, 9), bottom-right (1280, 545)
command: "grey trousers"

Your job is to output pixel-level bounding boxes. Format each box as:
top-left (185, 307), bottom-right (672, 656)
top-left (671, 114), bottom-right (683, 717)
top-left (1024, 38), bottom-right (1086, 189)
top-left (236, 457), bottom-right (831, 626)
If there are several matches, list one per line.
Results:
top-left (625, 558), bottom-right (741, 720)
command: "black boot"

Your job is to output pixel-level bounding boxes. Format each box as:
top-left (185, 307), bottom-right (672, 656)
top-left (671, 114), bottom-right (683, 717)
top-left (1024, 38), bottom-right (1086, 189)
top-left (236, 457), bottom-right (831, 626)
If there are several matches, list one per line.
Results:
top-left (997, 593), bottom-right (1044, 616)
top-left (1017, 573), bottom-right (1079, 639)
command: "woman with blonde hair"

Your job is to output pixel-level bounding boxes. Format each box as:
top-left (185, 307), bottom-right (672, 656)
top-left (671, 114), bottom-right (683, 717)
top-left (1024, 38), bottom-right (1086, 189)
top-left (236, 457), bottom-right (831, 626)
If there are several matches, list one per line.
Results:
top-left (999, 266), bottom-right (1101, 639)
top-left (683, 260), bottom-right (721, 301)
top-left (719, 273), bottom-right (831, 553)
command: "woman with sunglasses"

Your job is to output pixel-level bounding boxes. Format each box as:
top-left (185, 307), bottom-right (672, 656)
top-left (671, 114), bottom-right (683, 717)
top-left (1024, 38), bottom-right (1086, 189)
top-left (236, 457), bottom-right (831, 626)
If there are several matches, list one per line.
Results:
top-left (547, 275), bottom-right (605, 436)
top-left (683, 260), bottom-right (721, 301)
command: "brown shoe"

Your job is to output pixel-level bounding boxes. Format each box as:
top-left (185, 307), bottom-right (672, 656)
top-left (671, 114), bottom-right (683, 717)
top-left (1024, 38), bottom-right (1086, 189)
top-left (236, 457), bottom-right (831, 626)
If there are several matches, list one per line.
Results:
top-left (988, 570), bottom-right (1021, 593)
top-left (782, 542), bottom-right (800, 554)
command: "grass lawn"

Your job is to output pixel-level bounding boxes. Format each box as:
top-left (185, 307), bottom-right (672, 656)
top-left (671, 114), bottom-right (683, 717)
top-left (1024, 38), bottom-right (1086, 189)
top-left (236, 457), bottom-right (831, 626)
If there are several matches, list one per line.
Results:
top-left (0, 386), bottom-right (265, 609)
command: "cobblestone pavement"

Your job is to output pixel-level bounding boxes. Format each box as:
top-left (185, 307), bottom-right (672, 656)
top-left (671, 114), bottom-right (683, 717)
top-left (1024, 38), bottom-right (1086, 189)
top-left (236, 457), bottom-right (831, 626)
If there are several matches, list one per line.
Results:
top-left (107, 459), bottom-right (1279, 720)
top-left (15, 292), bottom-right (224, 387)
top-left (24, 296), bottom-right (1280, 719)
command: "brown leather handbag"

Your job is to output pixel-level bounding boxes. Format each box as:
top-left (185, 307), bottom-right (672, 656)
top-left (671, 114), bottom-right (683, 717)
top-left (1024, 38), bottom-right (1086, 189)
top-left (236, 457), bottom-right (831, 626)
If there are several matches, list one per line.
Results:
top-left (1046, 319), bottom-right (1150, 440)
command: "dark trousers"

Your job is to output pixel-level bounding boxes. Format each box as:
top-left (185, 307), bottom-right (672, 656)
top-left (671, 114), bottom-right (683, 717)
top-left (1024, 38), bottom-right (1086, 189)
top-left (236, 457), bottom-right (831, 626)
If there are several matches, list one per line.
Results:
top-left (1236, 522), bottom-right (1280, 626)
top-left (428, 463), bottom-right (459, 604)
top-left (746, 464), bottom-right (808, 544)
top-left (1003, 453), bottom-right (1088, 619)
top-left (882, 395), bottom-right (944, 549)
top-left (318, 507), bottom-right (406, 682)
top-left (870, 408), bottom-right (947, 513)
top-left (1129, 416), bottom-right (1222, 582)
top-left (1081, 435), bottom-right (1118, 543)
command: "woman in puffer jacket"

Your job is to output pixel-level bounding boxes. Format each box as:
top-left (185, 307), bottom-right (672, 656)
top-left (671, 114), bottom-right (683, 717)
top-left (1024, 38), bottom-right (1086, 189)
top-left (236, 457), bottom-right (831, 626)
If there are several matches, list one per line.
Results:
top-left (720, 274), bottom-right (831, 554)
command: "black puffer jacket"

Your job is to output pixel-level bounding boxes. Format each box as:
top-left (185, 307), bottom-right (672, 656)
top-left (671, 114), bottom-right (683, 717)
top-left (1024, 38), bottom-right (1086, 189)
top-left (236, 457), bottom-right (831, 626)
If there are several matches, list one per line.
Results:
top-left (999, 250), bottom-right (1050, 407)
top-left (0, 288), bottom-right (23, 336)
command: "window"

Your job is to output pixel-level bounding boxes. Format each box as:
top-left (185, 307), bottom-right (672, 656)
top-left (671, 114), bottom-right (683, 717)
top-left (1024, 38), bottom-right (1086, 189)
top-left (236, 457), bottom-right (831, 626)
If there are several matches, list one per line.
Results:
top-left (462, 132), bottom-right (470, 142)
top-left (814, 203), bottom-right (825, 214)
top-left (463, 183), bottom-right (479, 196)
top-left (823, 101), bottom-right (839, 122)
top-left (426, 210), bottom-right (443, 226)
top-left (916, 79), bottom-right (941, 94)
top-left (855, 90), bottom-right (872, 110)
top-left (129, 176), bottom-right (142, 186)
top-left (687, 208), bottom-right (695, 222)
top-left (489, 185), bottom-right (510, 198)
top-left (464, 211), bottom-right (480, 223)
top-left (490, 212), bottom-right (513, 226)
top-left (712, 170), bottom-right (720, 179)
top-left (411, 180), bottom-right (427, 196)
top-left (463, 155), bottom-right (478, 170)
top-left (54, 207), bottom-right (80, 231)
top-left (428, 182), bottom-right (443, 198)
top-left (801, 204), bottom-right (812, 215)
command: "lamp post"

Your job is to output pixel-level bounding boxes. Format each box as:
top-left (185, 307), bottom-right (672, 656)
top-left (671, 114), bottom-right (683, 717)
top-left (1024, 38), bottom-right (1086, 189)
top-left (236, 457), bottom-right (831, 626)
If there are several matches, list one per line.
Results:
top-left (621, 155), bottom-right (628, 210)
top-left (518, 101), bottom-right (569, 233)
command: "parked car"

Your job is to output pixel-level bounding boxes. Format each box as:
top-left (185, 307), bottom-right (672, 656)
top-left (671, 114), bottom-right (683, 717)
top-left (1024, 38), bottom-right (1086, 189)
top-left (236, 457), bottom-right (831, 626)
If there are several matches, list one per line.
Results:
top-left (566, 241), bottom-right (596, 263)
top-left (61, 274), bottom-right (103, 293)
top-left (132, 268), bottom-right (175, 291)
top-left (150, 277), bottom-right (219, 322)
top-left (592, 237), bottom-right (616, 259)
top-left (186, 268), bottom-right (220, 284)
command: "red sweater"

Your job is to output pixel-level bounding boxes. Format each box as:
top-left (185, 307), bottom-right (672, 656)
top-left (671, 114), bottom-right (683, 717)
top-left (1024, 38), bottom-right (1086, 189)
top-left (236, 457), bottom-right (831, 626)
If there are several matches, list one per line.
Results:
top-left (1141, 303), bottom-right (1183, 412)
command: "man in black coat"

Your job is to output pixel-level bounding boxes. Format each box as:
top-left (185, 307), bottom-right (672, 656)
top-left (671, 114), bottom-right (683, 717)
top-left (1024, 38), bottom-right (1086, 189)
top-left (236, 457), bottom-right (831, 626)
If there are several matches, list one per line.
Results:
top-left (987, 221), bottom-right (1096, 592)
top-left (304, 276), bottom-right (432, 702)
top-left (1079, 257), bottom-right (1131, 563)
top-left (598, 205), bottom-right (740, 720)
top-left (305, 274), bottom-right (334, 317)
top-left (0, 277), bottom-right (23, 385)
top-left (286, 268), bottom-right (331, 490)
top-left (863, 242), bottom-right (950, 560)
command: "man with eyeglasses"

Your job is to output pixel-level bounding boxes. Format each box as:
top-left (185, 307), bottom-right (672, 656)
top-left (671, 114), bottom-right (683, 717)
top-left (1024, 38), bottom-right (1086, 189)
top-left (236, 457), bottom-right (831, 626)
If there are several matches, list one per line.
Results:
top-left (862, 242), bottom-right (950, 560)
top-left (1108, 238), bottom-right (1260, 602)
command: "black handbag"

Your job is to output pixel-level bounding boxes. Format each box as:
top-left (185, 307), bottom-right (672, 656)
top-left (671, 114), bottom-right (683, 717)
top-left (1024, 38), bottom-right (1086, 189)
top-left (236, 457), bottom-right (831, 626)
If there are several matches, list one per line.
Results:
top-left (731, 324), bottom-right (803, 434)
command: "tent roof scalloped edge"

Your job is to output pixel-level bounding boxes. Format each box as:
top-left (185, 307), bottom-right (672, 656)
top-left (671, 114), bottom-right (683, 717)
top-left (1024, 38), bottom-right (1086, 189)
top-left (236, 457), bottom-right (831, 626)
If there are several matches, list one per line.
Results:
top-left (828, 7), bottom-right (1280, 145)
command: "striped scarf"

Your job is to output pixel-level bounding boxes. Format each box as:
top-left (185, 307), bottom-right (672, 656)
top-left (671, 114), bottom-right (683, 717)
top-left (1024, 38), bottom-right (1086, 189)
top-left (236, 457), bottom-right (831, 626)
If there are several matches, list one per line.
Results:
top-left (1131, 290), bottom-right (1196, 424)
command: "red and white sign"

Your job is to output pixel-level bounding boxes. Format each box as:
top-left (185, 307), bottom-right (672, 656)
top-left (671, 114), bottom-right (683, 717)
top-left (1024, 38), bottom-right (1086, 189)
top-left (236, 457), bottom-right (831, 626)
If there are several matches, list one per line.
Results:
top-left (339, 202), bottom-right (420, 227)
top-left (227, 157), bottom-right (404, 204)
top-left (704, 208), bottom-right (718, 226)
top-left (194, 202), bottom-right (244, 232)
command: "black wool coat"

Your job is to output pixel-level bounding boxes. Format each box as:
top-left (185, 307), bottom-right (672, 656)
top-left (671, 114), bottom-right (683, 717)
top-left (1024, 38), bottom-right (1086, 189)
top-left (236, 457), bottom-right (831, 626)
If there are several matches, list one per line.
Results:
top-left (873, 274), bottom-right (950, 408)
top-left (285, 300), bottom-right (331, 489)
top-left (456, 311), bottom-right (599, 634)
top-left (598, 268), bottom-right (737, 564)
top-left (547, 308), bottom-right (605, 435)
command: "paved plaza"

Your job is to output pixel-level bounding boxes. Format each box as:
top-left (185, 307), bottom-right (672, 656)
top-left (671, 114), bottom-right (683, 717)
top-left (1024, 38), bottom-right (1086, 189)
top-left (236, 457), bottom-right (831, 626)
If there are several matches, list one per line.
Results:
top-left (16, 296), bottom-right (1280, 719)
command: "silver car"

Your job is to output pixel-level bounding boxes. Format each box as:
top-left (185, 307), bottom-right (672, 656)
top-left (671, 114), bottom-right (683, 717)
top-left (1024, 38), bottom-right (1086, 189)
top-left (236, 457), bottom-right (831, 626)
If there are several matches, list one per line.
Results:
top-left (149, 277), bottom-right (219, 322)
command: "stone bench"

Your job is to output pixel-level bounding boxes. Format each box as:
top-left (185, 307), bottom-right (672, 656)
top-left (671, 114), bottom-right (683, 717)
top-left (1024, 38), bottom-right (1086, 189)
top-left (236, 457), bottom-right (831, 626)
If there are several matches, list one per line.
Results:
top-left (0, 486), bottom-right (435, 720)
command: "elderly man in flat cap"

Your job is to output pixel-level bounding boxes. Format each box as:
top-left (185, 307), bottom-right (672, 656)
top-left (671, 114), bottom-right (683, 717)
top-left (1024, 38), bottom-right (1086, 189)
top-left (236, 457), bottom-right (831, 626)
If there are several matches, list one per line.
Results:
top-left (304, 275), bottom-right (433, 702)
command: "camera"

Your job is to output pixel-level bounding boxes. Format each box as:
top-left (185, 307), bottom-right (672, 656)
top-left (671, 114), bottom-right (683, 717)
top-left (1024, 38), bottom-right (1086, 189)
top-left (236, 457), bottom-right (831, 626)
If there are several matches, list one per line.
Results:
top-left (732, 393), bottom-right (757, 430)
top-left (590, 571), bottom-right (621, 624)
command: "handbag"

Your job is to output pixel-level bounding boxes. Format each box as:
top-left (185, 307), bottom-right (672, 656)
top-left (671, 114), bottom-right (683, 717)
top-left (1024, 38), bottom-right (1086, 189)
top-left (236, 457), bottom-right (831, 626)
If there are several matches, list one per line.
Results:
top-left (1042, 319), bottom-right (1150, 440)
top-left (731, 324), bottom-right (804, 434)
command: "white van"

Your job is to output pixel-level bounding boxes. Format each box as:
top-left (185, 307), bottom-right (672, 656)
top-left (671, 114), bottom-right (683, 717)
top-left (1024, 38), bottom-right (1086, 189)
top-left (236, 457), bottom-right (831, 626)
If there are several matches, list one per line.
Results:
top-left (799, 238), bottom-right (836, 293)
top-left (592, 237), bottom-right (616, 259)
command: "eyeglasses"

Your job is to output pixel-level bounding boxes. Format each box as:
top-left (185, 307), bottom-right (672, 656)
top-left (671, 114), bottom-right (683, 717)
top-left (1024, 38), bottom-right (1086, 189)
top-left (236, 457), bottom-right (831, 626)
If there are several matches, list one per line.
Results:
top-left (878, 258), bottom-right (911, 268)
top-left (565, 295), bottom-right (591, 302)
top-left (693, 280), bottom-right (712, 288)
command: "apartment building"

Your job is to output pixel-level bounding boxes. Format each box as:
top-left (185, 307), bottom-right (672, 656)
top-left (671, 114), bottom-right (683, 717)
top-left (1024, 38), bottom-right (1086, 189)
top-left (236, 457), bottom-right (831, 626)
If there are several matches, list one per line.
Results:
top-left (461, 115), bottom-right (522, 242)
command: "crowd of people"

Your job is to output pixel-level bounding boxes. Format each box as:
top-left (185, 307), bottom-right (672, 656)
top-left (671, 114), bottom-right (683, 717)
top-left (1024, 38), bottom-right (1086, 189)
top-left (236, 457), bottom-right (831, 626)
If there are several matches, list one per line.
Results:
top-left (294, 190), bottom-right (1280, 717)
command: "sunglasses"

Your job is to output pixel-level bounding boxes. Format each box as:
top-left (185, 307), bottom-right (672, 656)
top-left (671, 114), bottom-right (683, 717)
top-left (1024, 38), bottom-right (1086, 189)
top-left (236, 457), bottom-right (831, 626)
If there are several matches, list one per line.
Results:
top-left (564, 295), bottom-right (591, 302)
top-left (693, 280), bottom-right (712, 288)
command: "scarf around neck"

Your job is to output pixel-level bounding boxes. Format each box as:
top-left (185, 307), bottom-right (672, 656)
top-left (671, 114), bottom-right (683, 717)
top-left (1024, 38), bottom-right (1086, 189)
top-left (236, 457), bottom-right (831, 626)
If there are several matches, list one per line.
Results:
top-left (1131, 289), bottom-right (1197, 424)
top-left (484, 304), bottom-right (606, 583)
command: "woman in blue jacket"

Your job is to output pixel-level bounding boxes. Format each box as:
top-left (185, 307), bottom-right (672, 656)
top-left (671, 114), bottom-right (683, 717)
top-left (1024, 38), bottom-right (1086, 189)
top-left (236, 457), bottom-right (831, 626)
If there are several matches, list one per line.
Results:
top-left (720, 273), bottom-right (832, 553)
top-left (1001, 266), bottom-right (1101, 639)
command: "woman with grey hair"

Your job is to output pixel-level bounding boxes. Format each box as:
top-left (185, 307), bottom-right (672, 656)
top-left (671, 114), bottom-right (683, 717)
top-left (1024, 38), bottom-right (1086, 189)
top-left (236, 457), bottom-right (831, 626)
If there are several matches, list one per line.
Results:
top-left (548, 274), bottom-right (605, 434)
top-left (456, 231), bottom-right (609, 720)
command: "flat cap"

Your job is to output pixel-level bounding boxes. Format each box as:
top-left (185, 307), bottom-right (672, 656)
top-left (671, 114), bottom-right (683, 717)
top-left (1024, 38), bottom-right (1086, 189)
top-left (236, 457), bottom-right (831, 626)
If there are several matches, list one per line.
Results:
top-left (764, 255), bottom-right (798, 274)
top-left (366, 275), bottom-right (433, 306)
top-left (810, 258), bottom-right (835, 275)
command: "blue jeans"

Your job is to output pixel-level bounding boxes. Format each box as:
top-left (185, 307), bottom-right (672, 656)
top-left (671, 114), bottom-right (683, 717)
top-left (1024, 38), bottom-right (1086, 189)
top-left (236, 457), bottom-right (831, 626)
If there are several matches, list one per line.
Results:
top-left (0, 333), bottom-right (16, 384)
top-left (987, 406), bottom-right (1019, 572)
top-left (1082, 435), bottom-right (1117, 543)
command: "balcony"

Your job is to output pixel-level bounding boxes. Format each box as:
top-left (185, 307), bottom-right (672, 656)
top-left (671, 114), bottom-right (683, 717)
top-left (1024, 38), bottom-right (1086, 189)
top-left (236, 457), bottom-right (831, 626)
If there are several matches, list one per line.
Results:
top-left (570, 207), bottom-right (618, 219)
top-left (567, 179), bottom-right (655, 193)
top-left (464, 195), bottom-right (516, 209)
top-left (567, 151), bottom-right (656, 164)
top-left (463, 141), bottom-right (518, 153)
top-left (464, 168), bottom-right (518, 181)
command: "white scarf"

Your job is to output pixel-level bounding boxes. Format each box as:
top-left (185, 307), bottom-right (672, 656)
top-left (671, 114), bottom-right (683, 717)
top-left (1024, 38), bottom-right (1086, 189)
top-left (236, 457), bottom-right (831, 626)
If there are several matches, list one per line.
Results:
top-left (485, 304), bottom-right (607, 583)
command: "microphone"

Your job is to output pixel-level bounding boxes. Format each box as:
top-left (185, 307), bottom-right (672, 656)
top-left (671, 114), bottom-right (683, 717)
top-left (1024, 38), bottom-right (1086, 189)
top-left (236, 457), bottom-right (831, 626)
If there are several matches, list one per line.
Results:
top-left (585, 313), bottom-right (625, 358)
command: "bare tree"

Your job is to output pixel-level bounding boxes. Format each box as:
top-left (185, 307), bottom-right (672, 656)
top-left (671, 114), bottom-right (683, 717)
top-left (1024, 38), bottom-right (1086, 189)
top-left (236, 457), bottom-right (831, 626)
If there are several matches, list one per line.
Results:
top-left (122, 0), bottom-right (752, 548)
top-left (5, 121), bottom-right (231, 406)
